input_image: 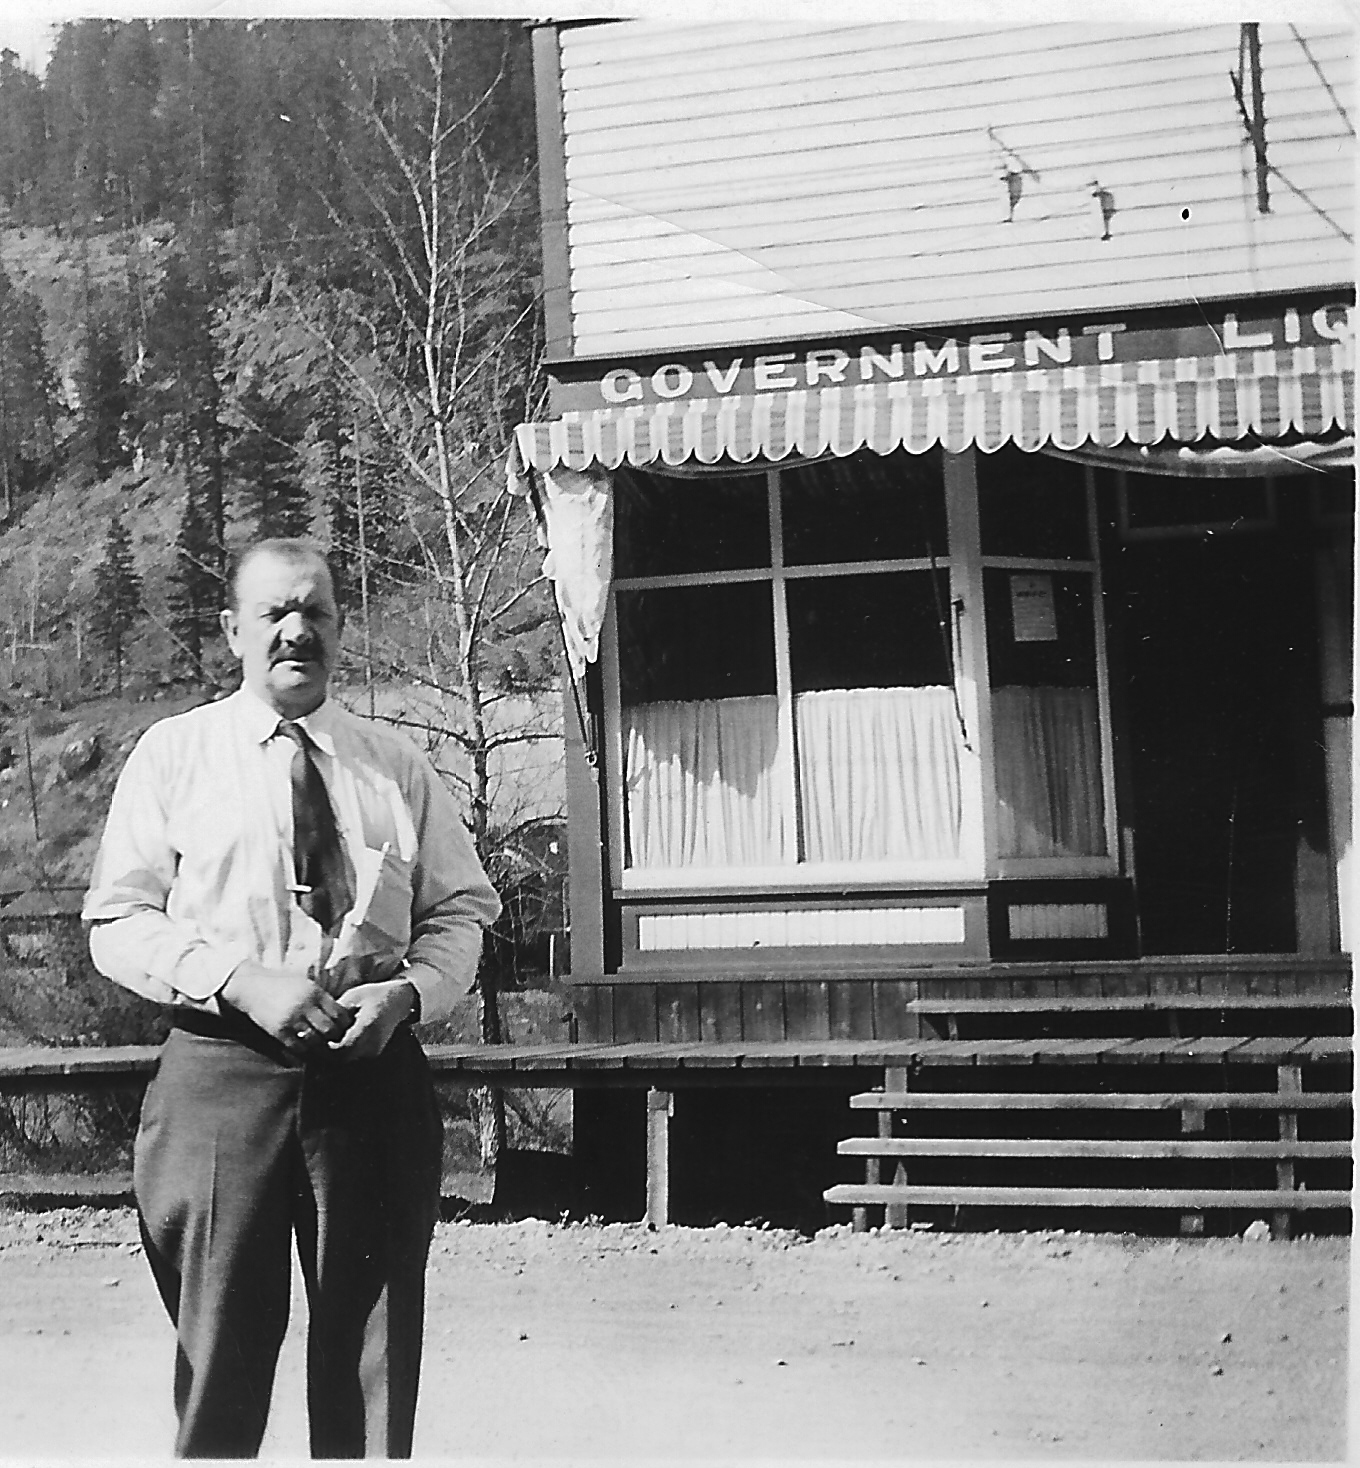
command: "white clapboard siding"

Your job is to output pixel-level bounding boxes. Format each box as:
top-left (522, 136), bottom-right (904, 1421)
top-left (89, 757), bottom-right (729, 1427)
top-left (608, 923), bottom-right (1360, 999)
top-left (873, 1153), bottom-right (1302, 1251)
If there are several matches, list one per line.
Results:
top-left (565, 32), bottom-right (1350, 136)
top-left (569, 233), bottom-right (1357, 320)
top-left (568, 185), bottom-right (1351, 295)
top-left (564, 51), bottom-right (1349, 171)
top-left (562, 24), bottom-right (1350, 129)
top-left (564, 109), bottom-right (1346, 207)
top-left (564, 23), bottom-right (1230, 106)
top-left (552, 21), bottom-right (1354, 358)
top-left (566, 233), bottom-right (1349, 344)
top-left (570, 233), bottom-right (1350, 337)
top-left (566, 135), bottom-right (1349, 225)
top-left (565, 141), bottom-right (1351, 233)
top-left (565, 31), bottom-right (1351, 137)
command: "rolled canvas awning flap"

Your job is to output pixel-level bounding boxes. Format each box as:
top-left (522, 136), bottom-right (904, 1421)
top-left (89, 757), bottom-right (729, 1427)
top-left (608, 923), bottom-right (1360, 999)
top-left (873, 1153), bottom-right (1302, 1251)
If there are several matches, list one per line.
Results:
top-left (515, 344), bottom-right (1355, 473)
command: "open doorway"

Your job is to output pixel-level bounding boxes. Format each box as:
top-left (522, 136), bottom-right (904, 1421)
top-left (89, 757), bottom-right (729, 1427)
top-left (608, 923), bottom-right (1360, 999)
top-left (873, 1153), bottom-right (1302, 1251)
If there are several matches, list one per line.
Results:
top-left (1115, 475), bottom-right (1335, 955)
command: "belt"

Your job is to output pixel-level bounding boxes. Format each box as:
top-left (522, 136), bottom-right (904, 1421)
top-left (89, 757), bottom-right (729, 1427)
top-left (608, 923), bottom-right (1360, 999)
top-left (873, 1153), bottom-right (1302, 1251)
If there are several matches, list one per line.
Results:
top-left (171, 1006), bottom-right (294, 1062)
top-left (170, 1007), bottom-right (415, 1062)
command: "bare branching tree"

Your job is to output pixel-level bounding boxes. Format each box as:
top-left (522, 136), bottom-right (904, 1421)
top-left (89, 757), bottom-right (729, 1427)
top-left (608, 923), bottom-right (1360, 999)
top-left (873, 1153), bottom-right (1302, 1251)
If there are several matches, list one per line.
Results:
top-left (278, 21), bottom-right (555, 1166)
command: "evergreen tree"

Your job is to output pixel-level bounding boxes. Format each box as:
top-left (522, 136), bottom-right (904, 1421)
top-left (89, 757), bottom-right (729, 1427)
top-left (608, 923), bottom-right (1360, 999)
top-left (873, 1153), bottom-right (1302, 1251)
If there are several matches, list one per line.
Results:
top-left (317, 354), bottom-right (355, 605)
top-left (91, 511), bottom-right (143, 691)
top-left (168, 481), bottom-right (219, 681)
top-left (41, 21), bottom-right (115, 225)
top-left (153, 20), bottom-right (252, 221)
top-left (326, 478), bottom-right (359, 610)
top-left (144, 219), bottom-right (228, 588)
top-left (314, 361), bottom-right (403, 609)
top-left (228, 380), bottom-right (311, 540)
top-left (76, 309), bottom-right (129, 475)
top-left (104, 20), bottom-right (162, 224)
top-left (77, 309), bottom-right (130, 479)
top-left (144, 251), bottom-right (200, 463)
top-left (0, 49), bottom-right (46, 216)
top-left (325, 422), bottom-right (409, 609)
top-left (0, 264), bottom-right (57, 518)
top-left (186, 222), bottom-right (227, 577)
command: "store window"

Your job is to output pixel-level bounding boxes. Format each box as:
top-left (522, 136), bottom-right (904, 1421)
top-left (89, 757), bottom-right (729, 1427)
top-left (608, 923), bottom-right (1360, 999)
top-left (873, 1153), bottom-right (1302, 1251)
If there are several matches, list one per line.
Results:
top-left (605, 447), bottom-right (1115, 890)
top-left (610, 450), bottom-right (970, 883)
top-left (978, 449), bottom-right (1110, 863)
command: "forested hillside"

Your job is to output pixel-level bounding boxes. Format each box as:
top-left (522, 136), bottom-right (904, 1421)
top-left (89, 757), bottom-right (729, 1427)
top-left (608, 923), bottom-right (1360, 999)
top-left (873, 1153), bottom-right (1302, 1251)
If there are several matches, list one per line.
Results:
top-left (0, 19), bottom-right (563, 998)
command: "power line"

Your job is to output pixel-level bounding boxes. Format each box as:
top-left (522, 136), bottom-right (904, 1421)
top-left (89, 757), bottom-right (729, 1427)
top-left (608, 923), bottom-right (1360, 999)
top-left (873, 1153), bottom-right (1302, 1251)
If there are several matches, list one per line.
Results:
top-left (1289, 24), bottom-right (1353, 138)
top-left (1266, 161), bottom-right (1353, 244)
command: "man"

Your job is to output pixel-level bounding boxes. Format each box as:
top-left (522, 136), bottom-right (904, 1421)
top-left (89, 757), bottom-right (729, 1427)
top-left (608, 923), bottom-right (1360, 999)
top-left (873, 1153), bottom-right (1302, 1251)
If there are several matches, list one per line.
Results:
top-left (83, 539), bottom-right (500, 1459)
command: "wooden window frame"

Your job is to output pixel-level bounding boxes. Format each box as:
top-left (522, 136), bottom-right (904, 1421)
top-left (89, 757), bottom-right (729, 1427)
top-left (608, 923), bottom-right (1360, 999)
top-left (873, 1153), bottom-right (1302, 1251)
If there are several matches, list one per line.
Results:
top-left (604, 463), bottom-right (984, 893)
top-left (602, 451), bottom-right (1119, 896)
top-left (977, 464), bottom-right (1120, 879)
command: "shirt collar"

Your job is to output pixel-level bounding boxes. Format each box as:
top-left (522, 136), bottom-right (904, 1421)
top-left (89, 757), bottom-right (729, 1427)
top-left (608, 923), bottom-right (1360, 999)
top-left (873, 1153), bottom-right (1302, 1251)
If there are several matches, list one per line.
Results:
top-left (233, 684), bottom-right (339, 759)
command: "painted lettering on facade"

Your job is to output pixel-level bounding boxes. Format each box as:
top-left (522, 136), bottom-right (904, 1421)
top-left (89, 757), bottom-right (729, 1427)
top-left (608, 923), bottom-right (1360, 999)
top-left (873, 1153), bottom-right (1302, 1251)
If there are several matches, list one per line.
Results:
top-left (584, 305), bottom-right (1353, 411)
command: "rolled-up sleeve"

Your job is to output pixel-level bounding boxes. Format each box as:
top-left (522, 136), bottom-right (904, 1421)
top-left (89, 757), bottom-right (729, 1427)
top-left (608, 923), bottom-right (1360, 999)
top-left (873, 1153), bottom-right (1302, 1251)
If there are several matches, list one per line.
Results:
top-left (399, 752), bottom-right (501, 1024)
top-left (83, 729), bottom-right (252, 1006)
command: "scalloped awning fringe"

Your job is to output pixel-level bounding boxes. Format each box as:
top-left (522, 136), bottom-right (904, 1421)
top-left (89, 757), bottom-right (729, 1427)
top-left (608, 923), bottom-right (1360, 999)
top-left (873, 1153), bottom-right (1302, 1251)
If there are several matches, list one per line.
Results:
top-left (515, 345), bottom-right (1354, 472)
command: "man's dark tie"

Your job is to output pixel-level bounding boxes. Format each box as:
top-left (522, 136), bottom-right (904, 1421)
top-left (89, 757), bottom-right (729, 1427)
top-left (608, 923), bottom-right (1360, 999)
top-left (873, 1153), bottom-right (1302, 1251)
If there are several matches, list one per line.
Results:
top-left (277, 720), bottom-right (351, 935)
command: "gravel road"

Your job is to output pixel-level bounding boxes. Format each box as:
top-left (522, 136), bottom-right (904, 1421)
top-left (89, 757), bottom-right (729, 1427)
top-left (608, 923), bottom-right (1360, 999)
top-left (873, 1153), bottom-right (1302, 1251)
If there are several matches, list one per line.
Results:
top-left (0, 1206), bottom-right (1348, 1460)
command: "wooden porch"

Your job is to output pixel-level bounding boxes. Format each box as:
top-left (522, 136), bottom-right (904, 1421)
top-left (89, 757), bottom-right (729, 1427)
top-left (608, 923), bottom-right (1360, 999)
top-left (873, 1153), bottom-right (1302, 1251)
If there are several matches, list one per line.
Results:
top-left (0, 953), bottom-right (1350, 1232)
top-left (568, 952), bottom-right (1353, 1045)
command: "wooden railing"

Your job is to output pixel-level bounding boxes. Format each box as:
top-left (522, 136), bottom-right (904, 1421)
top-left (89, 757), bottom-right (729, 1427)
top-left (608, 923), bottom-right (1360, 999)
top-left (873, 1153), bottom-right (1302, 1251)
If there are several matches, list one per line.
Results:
top-left (824, 1035), bottom-right (1352, 1238)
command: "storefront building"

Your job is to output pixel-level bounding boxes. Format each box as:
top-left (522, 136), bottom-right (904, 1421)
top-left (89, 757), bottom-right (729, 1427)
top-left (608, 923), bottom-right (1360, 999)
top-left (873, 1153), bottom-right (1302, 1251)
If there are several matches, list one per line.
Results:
top-left (508, 25), bottom-right (1352, 1219)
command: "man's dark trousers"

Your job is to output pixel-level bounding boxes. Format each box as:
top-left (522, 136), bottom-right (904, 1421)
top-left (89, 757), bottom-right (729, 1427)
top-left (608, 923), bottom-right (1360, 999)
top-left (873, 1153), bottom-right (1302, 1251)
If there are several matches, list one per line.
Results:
top-left (135, 1022), bottom-right (443, 1459)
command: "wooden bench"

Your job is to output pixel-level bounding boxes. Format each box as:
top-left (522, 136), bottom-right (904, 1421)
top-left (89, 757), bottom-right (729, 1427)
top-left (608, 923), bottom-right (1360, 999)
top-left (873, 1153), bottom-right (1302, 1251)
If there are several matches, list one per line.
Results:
top-left (824, 1039), bottom-right (1353, 1238)
top-left (0, 1037), bottom-right (994, 1229)
top-left (909, 992), bottom-right (1352, 1040)
top-left (2, 1035), bottom-right (1351, 1235)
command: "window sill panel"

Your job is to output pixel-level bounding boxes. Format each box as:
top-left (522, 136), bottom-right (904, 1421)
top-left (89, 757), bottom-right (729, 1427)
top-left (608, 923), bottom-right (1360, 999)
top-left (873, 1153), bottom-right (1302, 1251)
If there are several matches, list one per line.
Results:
top-left (618, 860), bottom-right (982, 896)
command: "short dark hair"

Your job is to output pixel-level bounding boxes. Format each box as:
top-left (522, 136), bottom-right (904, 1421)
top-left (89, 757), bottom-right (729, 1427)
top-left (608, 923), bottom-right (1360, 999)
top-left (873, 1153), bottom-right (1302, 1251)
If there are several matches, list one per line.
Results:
top-left (226, 539), bottom-right (333, 612)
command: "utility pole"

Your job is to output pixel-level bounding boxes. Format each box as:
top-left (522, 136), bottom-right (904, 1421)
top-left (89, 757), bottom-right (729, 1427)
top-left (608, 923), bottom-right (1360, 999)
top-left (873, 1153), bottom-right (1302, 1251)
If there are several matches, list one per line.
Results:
top-left (1232, 23), bottom-right (1270, 214)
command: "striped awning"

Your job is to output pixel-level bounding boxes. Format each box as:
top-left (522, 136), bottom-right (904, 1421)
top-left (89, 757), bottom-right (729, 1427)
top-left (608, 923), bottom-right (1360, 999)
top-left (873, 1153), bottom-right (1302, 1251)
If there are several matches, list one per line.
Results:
top-left (515, 343), bottom-right (1355, 472)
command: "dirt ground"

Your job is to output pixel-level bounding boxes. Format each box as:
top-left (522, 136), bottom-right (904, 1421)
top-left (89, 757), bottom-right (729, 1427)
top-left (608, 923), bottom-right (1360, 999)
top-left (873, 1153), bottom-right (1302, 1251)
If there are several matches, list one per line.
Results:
top-left (0, 1206), bottom-right (1349, 1462)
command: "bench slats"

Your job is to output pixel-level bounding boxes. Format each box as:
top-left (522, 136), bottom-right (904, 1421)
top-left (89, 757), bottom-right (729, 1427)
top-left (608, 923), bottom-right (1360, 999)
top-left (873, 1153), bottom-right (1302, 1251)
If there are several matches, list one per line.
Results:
top-left (823, 1183), bottom-right (1353, 1210)
top-left (849, 1090), bottom-right (1352, 1110)
top-left (837, 1137), bottom-right (1353, 1159)
top-left (2, 1032), bottom-right (1349, 1085)
top-left (909, 994), bottom-right (1352, 1011)
top-left (0, 1045), bottom-right (159, 1080)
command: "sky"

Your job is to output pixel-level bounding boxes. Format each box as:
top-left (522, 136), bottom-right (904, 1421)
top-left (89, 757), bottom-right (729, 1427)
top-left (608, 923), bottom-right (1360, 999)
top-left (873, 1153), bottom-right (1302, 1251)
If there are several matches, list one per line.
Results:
top-left (0, 4), bottom-right (61, 72)
top-left (0, 3), bottom-right (605, 74)
top-left (0, 0), bottom-right (1349, 78)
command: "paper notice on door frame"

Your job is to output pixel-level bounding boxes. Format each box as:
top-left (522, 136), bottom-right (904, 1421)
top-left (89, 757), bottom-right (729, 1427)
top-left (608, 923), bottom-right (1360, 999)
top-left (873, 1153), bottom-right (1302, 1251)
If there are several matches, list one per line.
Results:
top-left (1010, 573), bottom-right (1058, 642)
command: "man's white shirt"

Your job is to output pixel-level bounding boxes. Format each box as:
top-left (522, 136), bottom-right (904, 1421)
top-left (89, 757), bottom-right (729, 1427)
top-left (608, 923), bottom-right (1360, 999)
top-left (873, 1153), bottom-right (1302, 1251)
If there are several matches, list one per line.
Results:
top-left (83, 686), bottom-right (501, 1022)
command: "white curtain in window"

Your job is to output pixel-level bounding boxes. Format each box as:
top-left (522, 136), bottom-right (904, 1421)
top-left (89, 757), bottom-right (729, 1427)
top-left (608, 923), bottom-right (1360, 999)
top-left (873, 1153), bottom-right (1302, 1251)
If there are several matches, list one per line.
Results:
top-left (993, 686), bottom-right (1106, 858)
top-left (796, 687), bottom-right (963, 863)
top-left (623, 696), bottom-right (790, 869)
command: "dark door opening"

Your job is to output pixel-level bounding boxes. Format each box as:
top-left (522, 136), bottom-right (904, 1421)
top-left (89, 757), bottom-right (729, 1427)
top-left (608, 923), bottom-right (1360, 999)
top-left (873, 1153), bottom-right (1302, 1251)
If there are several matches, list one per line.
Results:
top-left (1116, 482), bottom-right (1328, 955)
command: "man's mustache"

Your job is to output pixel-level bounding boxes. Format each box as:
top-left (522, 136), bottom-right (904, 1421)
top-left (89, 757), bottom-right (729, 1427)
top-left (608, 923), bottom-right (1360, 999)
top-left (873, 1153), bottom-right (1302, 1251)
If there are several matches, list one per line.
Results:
top-left (271, 642), bottom-right (323, 664)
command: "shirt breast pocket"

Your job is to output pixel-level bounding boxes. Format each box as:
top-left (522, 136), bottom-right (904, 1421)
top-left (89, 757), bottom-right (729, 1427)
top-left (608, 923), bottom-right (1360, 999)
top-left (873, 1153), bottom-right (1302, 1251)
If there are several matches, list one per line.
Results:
top-left (341, 842), bottom-right (414, 954)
